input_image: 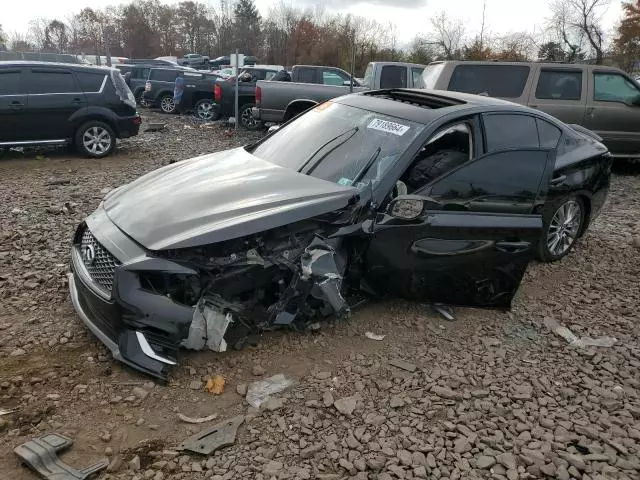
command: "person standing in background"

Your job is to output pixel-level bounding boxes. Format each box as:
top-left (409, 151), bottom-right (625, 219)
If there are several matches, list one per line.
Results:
top-left (173, 72), bottom-right (185, 113)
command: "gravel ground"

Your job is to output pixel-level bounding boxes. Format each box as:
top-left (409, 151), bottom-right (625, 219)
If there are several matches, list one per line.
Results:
top-left (1, 110), bottom-right (639, 480)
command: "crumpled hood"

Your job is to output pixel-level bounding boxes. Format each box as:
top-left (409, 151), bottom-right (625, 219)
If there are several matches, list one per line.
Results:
top-left (103, 148), bottom-right (357, 250)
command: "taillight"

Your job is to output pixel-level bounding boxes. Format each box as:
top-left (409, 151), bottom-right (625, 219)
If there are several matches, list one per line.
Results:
top-left (214, 84), bottom-right (222, 103)
top-left (133, 115), bottom-right (142, 125)
top-left (255, 85), bottom-right (262, 106)
top-left (144, 81), bottom-right (151, 91)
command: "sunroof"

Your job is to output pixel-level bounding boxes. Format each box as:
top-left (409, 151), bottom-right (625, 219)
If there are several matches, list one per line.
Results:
top-left (363, 89), bottom-right (466, 109)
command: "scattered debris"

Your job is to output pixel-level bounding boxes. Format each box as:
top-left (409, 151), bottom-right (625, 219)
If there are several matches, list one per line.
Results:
top-left (45, 179), bottom-right (71, 186)
top-left (177, 413), bottom-right (219, 424)
top-left (544, 318), bottom-right (617, 348)
top-left (14, 433), bottom-right (108, 480)
top-left (177, 416), bottom-right (244, 455)
top-left (205, 375), bottom-right (225, 395)
top-left (246, 374), bottom-right (294, 408)
top-left (389, 359), bottom-right (417, 372)
top-left (0, 407), bottom-right (17, 416)
top-left (432, 303), bottom-right (455, 321)
top-left (365, 331), bottom-right (385, 341)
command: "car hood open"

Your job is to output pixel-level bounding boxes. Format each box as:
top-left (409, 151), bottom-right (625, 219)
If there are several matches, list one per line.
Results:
top-left (103, 148), bottom-right (357, 251)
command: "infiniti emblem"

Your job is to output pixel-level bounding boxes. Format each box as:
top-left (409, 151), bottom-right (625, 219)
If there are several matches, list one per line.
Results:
top-left (81, 244), bottom-right (96, 265)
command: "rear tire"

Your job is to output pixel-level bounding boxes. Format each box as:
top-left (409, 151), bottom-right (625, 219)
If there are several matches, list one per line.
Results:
top-left (75, 121), bottom-right (115, 158)
top-left (195, 99), bottom-right (219, 121)
top-left (160, 94), bottom-right (177, 114)
top-left (239, 103), bottom-right (262, 130)
top-left (536, 196), bottom-right (585, 262)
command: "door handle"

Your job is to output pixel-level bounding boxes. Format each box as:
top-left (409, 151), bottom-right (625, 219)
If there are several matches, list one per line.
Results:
top-left (550, 175), bottom-right (567, 186)
top-left (71, 98), bottom-right (83, 104)
top-left (495, 241), bottom-right (530, 253)
top-left (9, 101), bottom-right (24, 110)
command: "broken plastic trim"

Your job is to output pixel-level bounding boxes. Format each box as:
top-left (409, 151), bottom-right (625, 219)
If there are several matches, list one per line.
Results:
top-left (182, 300), bottom-right (233, 352)
top-left (136, 331), bottom-right (177, 365)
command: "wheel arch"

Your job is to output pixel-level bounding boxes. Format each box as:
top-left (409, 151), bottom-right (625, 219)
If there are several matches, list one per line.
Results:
top-left (283, 100), bottom-right (318, 122)
top-left (70, 109), bottom-right (119, 138)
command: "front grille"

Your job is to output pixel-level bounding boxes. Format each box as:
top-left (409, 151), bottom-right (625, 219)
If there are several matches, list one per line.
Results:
top-left (80, 228), bottom-right (121, 294)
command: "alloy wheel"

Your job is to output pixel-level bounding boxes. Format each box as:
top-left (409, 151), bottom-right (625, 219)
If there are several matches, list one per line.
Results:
top-left (241, 107), bottom-right (257, 128)
top-left (197, 102), bottom-right (214, 120)
top-left (547, 200), bottom-right (582, 257)
top-left (161, 96), bottom-right (175, 113)
top-left (82, 126), bottom-right (112, 156)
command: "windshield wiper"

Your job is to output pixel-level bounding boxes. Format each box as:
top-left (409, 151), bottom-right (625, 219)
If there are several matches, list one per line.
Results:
top-left (352, 147), bottom-right (382, 185)
top-left (299, 127), bottom-right (359, 174)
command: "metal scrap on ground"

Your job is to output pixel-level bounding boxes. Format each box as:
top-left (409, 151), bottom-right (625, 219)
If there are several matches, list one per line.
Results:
top-left (177, 415), bottom-right (244, 455)
top-left (177, 413), bottom-right (218, 424)
top-left (544, 317), bottom-right (617, 348)
top-left (14, 433), bottom-right (108, 480)
top-left (246, 374), bottom-right (294, 408)
top-left (365, 331), bottom-right (385, 341)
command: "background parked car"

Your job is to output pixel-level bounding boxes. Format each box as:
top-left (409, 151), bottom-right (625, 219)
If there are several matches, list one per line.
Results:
top-left (214, 65), bottom-right (283, 129)
top-left (0, 61), bottom-right (141, 158)
top-left (116, 64), bottom-right (152, 105)
top-left (422, 61), bottom-right (640, 160)
top-left (178, 53), bottom-right (210, 70)
top-left (253, 61), bottom-right (426, 124)
top-left (141, 66), bottom-right (199, 113)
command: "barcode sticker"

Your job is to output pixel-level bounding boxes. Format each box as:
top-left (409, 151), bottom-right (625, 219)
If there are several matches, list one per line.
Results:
top-left (367, 118), bottom-right (410, 136)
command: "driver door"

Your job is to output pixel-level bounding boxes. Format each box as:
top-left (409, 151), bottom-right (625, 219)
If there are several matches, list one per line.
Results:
top-left (365, 149), bottom-right (555, 309)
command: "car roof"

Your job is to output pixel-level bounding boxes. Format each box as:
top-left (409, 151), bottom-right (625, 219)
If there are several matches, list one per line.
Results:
top-left (0, 60), bottom-right (115, 74)
top-left (427, 60), bottom-right (626, 73)
top-left (335, 88), bottom-right (549, 125)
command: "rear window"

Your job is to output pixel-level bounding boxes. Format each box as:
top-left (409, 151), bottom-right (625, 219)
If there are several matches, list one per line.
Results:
top-left (0, 70), bottom-right (23, 95)
top-left (535, 70), bottom-right (582, 100)
top-left (151, 69), bottom-right (179, 82)
top-left (28, 69), bottom-right (77, 94)
top-left (363, 63), bottom-right (373, 88)
top-left (77, 72), bottom-right (106, 92)
top-left (297, 68), bottom-right (316, 84)
top-left (110, 70), bottom-right (136, 108)
top-left (449, 64), bottom-right (530, 98)
top-left (380, 65), bottom-right (408, 89)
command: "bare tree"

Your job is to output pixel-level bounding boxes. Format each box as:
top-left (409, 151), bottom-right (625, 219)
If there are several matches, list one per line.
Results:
top-left (430, 12), bottom-right (465, 59)
top-left (549, 0), bottom-right (609, 63)
top-left (479, 0), bottom-right (487, 50)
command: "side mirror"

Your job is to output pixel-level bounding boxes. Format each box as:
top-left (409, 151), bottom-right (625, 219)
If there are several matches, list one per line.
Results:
top-left (387, 194), bottom-right (441, 220)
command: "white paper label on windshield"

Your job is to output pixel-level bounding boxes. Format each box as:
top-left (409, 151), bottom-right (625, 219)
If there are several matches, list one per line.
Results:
top-left (367, 118), bottom-right (410, 136)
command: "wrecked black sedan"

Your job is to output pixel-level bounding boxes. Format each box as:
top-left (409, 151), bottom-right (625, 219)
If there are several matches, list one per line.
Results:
top-left (69, 89), bottom-right (611, 379)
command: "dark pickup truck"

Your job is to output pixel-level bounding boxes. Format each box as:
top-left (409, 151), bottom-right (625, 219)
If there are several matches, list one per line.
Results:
top-left (213, 65), bottom-right (283, 129)
top-left (143, 67), bottom-right (220, 120)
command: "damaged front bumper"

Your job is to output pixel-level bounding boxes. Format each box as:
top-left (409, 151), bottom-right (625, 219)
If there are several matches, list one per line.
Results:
top-left (69, 205), bottom-right (353, 381)
top-left (69, 207), bottom-right (196, 380)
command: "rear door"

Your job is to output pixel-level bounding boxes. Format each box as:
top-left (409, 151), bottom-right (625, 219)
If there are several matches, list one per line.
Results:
top-left (366, 148), bottom-right (554, 308)
top-left (0, 67), bottom-right (29, 142)
top-left (527, 67), bottom-right (587, 124)
top-left (582, 69), bottom-right (640, 155)
top-left (25, 67), bottom-right (87, 140)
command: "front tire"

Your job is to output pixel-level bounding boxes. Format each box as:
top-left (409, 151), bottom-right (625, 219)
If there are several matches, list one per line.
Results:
top-left (75, 121), bottom-right (115, 158)
top-left (536, 196), bottom-right (585, 262)
top-left (195, 99), bottom-right (219, 121)
top-left (239, 103), bottom-right (261, 130)
top-left (160, 94), bottom-right (177, 114)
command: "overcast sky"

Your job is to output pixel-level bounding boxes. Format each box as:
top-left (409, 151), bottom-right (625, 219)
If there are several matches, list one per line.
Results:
top-left (2, 0), bottom-right (624, 44)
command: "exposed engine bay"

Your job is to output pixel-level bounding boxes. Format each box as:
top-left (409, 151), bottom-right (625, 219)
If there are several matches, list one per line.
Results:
top-left (138, 219), bottom-right (360, 356)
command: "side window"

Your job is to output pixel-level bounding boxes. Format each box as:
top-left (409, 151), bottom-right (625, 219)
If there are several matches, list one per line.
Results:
top-left (427, 150), bottom-right (549, 209)
top-left (76, 72), bottom-right (106, 92)
top-left (297, 68), bottom-right (316, 84)
top-left (448, 65), bottom-right (530, 98)
top-left (265, 71), bottom-right (277, 80)
top-left (152, 70), bottom-right (178, 82)
top-left (594, 73), bottom-right (640, 103)
top-left (133, 68), bottom-right (150, 79)
top-left (536, 118), bottom-right (562, 149)
top-left (401, 122), bottom-right (474, 193)
top-left (483, 114), bottom-right (539, 152)
top-left (380, 66), bottom-right (408, 89)
top-left (535, 70), bottom-right (582, 101)
top-left (28, 70), bottom-right (77, 94)
top-left (412, 67), bottom-right (425, 88)
top-left (0, 70), bottom-right (23, 95)
top-left (322, 70), bottom-right (345, 86)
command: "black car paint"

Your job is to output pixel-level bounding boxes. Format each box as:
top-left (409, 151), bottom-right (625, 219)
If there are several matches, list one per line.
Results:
top-left (69, 89), bottom-right (611, 380)
top-left (215, 68), bottom-right (280, 119)
top-left (142, 68), bottom-right (219, 113)
top-left (0, 61), bottom-right (140, 144)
